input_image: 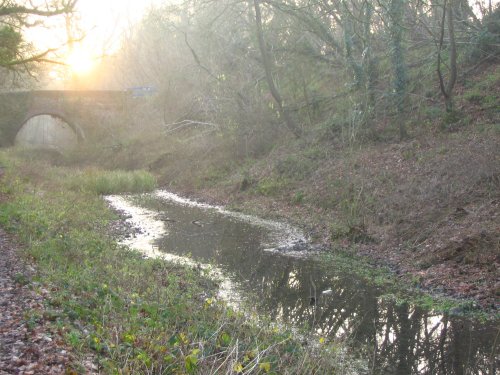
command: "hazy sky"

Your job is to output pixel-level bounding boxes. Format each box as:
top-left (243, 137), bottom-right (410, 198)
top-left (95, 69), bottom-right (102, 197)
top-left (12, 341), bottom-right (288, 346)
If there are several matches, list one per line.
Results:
top-left (24, 0), bottom-right (499, 80)
top-left (26, 0), bottom-right (166, 58)
top-left (75, 0), bottom-right (164, 52)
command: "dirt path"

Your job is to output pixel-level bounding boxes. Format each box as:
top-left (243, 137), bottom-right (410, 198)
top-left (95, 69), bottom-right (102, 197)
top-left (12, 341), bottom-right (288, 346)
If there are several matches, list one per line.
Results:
top-left (0, 228), bottom-right (70, 374)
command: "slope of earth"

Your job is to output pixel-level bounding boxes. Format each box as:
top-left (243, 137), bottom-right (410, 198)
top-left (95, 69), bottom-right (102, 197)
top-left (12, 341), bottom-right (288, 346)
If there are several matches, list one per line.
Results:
top-left (168, 128), bottom-right (500, 311)
top-left (144, 65), bottom-right (500, 312)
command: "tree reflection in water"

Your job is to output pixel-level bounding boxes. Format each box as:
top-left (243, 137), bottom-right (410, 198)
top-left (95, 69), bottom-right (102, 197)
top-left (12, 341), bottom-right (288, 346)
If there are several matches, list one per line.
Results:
top-left (242, 257), bottom-right (498, 375)
top-left (149, 196), bottom-right (498, 375)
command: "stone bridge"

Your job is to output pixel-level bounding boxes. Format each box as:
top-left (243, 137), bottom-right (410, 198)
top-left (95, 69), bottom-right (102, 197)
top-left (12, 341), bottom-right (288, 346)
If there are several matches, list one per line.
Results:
top-left (0, 90), bottom-right (131, 147)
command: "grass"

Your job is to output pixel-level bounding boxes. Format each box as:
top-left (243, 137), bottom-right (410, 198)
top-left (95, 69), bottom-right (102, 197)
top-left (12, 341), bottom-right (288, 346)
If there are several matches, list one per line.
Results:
top-left (0, 150), bottom-right (364, 374)
top-left (66, 168), bottom-right (157, 195)
top-left (255, 177), bottom-right (290, 197)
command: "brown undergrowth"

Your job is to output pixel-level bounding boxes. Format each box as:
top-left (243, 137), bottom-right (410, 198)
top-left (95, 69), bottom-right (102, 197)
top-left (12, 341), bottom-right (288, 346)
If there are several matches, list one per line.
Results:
top-left (171, 129), bottom-right (500, 311)
top-left (48, 63), bottom-right (500, 312)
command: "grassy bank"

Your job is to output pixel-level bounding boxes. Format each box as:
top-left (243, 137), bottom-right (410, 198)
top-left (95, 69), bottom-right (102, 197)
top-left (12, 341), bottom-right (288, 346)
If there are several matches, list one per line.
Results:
top-left (0, 152), bottom-right (364, 374)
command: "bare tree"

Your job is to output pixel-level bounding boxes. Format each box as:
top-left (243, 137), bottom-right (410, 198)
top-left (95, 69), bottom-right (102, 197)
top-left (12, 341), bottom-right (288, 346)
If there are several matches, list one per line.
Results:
top-left (252, 0), bottom-right (302, 138)
top-left (437, 0), bottom-right (457, 113)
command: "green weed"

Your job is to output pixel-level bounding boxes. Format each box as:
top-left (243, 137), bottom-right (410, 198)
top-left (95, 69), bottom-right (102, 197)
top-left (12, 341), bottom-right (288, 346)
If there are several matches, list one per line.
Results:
top-left (66, 168), bottom-right (157, 195)
top-left (291, 190), bottom-right (305, 204)
top-left (329, 221), bottom-right (351, 241)
top-left (256, 177), bottom-right (289, 197)
top-left (0, 151), bottom-right (362, 374)
top-left (13, 272), bottom-right (29, 285)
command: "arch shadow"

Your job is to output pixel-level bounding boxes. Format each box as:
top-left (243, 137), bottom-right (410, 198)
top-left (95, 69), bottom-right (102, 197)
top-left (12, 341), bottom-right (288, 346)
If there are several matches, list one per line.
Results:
top-left (18, 112), bottom-right (86, 143)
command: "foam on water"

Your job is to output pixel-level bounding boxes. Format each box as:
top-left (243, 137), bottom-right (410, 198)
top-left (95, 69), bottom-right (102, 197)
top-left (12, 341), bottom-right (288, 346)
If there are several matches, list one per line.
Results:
top-left (155, 190), bottom-right (307, 250)
top-left (105, 194), bottom-right (241, 307)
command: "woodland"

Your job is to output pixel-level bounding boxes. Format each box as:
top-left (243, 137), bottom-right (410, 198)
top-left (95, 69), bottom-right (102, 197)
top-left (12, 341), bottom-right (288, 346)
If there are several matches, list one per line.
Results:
top-left (0, 1), bottom-right (499, 374)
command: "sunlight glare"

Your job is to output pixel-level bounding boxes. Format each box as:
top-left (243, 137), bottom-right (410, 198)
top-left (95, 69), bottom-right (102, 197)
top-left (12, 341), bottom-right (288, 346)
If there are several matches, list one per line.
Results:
top-left (66, 51), bottom-right (94, 75)
top-left (48, 70), bottom-right (60, 79)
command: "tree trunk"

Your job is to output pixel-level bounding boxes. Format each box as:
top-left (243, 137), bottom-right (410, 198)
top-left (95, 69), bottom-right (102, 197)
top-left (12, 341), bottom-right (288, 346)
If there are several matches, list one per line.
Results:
top-left (363, 1), bottom-right (376, 111)
top-left (342, 1), bottom-right (364, 88)
top-left (252, 0), bottom-right (302, 138)
top-left (437, 0), bottom-right (457, 113)
top-left (446, 0), bottom-right (457, 112)
top-left (389, 0), bottom-right (408, 140)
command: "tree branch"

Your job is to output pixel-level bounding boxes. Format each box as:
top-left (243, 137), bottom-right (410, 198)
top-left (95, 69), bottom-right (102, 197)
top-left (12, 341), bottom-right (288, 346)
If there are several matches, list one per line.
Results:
top-left (252, 0), bottom-right (302, 138)
top-left (2, 47), bottom-right (58, 67)
top-left (0, 1), bottom-right (77, 18)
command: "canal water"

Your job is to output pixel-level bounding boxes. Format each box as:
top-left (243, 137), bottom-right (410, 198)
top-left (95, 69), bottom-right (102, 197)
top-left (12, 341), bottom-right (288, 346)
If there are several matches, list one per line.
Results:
top-left (107, 191), bottom-right (499, 375)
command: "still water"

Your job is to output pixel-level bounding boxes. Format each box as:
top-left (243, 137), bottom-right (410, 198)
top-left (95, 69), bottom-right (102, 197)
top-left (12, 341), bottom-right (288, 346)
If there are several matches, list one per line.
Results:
top-left (107, 191), bottom-right (499, 375)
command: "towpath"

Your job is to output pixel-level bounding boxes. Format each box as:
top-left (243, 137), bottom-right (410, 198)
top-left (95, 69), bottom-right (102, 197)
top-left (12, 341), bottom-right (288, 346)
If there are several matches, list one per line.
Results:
top-left (0, 228), bottom-right (70, 374)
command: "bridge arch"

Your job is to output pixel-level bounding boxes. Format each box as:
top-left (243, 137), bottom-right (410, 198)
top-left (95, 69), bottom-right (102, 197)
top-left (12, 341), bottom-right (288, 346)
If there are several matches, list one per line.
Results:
top-left (15, 113), bottom-right (84, 150)
top-left (18, 112), bottom-right (86, 142)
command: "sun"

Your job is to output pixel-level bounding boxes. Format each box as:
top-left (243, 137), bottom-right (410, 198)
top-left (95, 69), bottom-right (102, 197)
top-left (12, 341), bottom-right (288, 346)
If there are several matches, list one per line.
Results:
top-left (66, 50), bottom-right (95, 75)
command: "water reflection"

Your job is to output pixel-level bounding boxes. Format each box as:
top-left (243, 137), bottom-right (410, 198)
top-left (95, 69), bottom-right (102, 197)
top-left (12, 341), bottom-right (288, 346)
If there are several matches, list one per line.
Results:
top-left (140, 194), bottom-right (499, 374)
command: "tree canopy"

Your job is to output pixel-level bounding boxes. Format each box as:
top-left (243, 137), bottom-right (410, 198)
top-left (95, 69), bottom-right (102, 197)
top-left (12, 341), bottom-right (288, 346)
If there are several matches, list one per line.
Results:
top-left (109, 0), bottom-right (498, 141)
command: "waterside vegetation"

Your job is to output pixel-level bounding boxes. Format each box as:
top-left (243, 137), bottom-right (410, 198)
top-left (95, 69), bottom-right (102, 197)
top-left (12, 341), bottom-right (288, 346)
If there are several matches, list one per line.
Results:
top-left (0, 153), bottom-right (365, 374)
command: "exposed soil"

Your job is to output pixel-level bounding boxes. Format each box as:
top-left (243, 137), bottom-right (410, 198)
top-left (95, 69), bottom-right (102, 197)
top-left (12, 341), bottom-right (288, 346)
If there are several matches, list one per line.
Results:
top-left (350, 134), bottom-right (500, 311)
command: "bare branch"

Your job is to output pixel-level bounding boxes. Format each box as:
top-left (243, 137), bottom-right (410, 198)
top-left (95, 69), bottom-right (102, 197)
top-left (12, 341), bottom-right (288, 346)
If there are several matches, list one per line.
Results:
top-left (0, 1), bottom-right (77, 18)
